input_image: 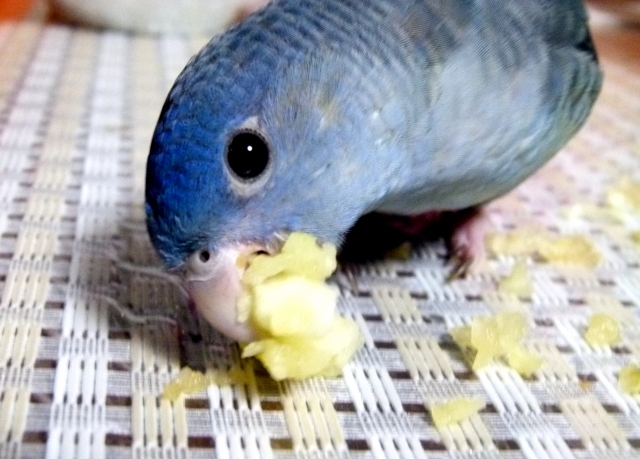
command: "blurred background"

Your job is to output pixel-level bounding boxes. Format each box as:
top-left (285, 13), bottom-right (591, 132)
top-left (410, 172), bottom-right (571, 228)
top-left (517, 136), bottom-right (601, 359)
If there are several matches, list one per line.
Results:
top-left (0, 0), bottom-right (638, 72)
top-left (0, 0), bottom-right (269, 35)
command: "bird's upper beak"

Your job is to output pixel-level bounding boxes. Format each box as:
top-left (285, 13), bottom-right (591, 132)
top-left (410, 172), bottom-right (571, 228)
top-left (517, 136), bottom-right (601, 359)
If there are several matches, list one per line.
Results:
top-left (183, 244), bottom-right (265, 342)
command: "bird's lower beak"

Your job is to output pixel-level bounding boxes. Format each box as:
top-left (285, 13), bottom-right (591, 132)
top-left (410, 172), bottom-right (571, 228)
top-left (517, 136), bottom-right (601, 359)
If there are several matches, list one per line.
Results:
top-left (184, 245), bottom-right (262, 342)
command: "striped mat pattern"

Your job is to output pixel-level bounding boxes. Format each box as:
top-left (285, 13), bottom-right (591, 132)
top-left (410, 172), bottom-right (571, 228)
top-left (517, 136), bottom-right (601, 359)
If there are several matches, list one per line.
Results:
top-left (1, 22), bottom-right (640, 459)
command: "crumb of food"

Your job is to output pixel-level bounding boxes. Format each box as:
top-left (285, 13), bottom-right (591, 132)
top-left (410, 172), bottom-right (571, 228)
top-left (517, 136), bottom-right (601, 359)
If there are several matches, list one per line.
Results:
top-left (163, 367), bottom-right (247, 401)
top-left (486, 230), bottom-right (544, 257)
top-left (430, 397), bottom-right (485, 428)
top-left (506, 346), bottom-right (545, 377)
top-left (578, 380), bottom-right (594, 392)
top-left (240, 232), bottom-right (364, 380)
top-left (584, 313), bottom-right (621, 346)
top-left (487, 231), bottom-right (600, 267)
top-left (449, 325), bottom-right (472, 348)
top-left (631, 231), bottom-right (640, 244)
top-left (163, 368), bottom-right (207, 401)
top-left (450, 311), bottom-right (543, 374)
top-left (606, 178), bottom-right (640, 214)
top-left (619, 364), bottom-right (640, 394)
top-left (586, 293), bottom-right (637, 329)
top-left (384, 242), bottom-right (413, 260)
top-left (498, 261), bottom-right (533, 297)
top-left (563, 203), bottom-right (618, 223)
top-left (537, 236), bottom-right (600, 267)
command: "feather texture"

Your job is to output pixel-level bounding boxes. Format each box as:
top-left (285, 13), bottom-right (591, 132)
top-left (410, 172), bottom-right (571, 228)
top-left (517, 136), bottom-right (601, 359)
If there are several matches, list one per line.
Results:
top-left (146, 0), bottom-right (602, 268)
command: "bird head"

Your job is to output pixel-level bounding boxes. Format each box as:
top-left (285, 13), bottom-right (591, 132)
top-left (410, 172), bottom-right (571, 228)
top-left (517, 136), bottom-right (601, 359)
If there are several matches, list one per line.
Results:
top-left (145, 19), bottom-right (374, 341)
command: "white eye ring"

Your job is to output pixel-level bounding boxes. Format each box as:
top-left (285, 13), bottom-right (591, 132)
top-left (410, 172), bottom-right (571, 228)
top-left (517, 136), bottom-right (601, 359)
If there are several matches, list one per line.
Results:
top-left (185, 248), bottom-right (217, 281)
top-left (224, 117), bottom-right (273, 198)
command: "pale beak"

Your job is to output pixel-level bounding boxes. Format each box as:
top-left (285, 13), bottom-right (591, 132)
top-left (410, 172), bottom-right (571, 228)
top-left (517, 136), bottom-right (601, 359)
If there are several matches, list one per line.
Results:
top-left (184, 245), bottom-right (261, 342)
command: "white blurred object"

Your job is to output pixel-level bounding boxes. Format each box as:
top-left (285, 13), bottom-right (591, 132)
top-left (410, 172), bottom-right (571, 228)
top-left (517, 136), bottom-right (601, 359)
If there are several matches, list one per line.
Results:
top-left (50, 0), bottom-right (270, 35)
top-left (588, 0), bottom-right (640, 23)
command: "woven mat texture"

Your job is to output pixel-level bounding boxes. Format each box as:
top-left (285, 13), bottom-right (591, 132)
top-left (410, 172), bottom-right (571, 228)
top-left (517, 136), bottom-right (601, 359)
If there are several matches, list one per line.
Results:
top-left (1, 21), bottom-right (640, 459)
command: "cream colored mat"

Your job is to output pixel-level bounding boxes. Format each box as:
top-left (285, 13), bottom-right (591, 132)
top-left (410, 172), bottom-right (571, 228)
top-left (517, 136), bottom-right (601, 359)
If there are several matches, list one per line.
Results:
top-left (1, 22), bottom-right (640, 459)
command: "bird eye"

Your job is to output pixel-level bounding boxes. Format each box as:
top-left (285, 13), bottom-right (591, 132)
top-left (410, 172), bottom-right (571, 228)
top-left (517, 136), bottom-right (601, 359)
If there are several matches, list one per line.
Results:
top-left (183, 248), bottom-right (216, 281)
top-left (225, 131), bottom-right (270, 180)
top-left (198, 249), bottom-right (211, 263)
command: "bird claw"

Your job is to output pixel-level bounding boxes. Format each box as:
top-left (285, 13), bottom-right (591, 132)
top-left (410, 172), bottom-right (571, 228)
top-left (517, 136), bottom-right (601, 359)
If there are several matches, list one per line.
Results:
top-left (445, 206), bottom-right (489, 281)
top-left (446, 245), bottom-right (473, 281)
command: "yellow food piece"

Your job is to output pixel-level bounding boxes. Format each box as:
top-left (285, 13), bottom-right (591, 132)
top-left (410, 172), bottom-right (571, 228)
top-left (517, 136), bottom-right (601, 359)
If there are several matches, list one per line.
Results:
top-left (487, 231), bottom-right (600, 267)
top-left (384, 242), bottom-right (412, 261)
top-left (163, 367), bottom-right (207, 401)
top-left (537, 236), bottom-right (600, 267)
top-left (241, 232), bottom-right (364, 380)
top-left (579, 380), bottom-right (594, 392)
top-left (235, 291), bottom-right (252, 323)
top-left (450, 311), bottom-right (540, 372)
top-left (619, 364), bottom-right (640, 394)
top-left (498, 261), bottom-right (533, 297)
top-left (584, 313), bottom-right (621, 346)
top-left (450, 325), bottom-right (472, 348)
top-left (469, 312), bottom-right (527, 370)
top-left (506, 346), bottom-right (544, 377)
top-left (430, 397), bottom-right (485, 428)
top-left (563, 203), bottom-right (618, 223)
top-left (243, 232), bottom-right (337, 286)
top-left (606, 178), bottom-right (640, 214)
top-left (470, 316), bottom-right (502, 370)
top-left (632, 231), bottom-right (640, 244)
top-left (243, 316), bottom-right (362, 380)
top-left (487, 230), bottom-right (545, 257)
top-left (163, 367), bottom-right (247, 401)
top-left (496, 311), bottom-right (528, 353)
top-left (251, 277), bottom-right (338, 338)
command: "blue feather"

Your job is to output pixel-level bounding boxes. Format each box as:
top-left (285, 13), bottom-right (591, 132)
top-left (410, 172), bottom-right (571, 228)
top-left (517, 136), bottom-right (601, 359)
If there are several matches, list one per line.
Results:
top-left (145, 0), bottom-right (601, 267)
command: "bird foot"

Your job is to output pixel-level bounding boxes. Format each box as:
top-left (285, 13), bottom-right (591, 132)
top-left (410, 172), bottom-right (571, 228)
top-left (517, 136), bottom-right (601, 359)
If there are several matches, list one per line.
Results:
top-left (339, 207), bottom-right (490, 275)
top-left (446, 207), bottom-right (489, 280)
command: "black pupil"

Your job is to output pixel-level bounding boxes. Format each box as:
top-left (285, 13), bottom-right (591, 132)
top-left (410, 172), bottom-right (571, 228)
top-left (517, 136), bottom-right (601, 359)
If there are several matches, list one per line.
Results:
top-left (227, 132), bottom-right (269, 180)
top-left (199, 249), bottom-right (210, 263)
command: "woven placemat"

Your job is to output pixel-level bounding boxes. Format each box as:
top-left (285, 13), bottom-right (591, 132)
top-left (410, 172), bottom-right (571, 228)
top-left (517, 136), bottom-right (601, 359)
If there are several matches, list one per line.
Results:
top-left (1, 21), bottom-right (640, 459)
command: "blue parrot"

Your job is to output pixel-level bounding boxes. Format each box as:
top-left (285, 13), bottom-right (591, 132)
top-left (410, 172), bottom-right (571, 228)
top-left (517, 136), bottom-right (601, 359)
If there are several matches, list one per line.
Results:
top-left (145, 0), bottom-right (602, 341)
